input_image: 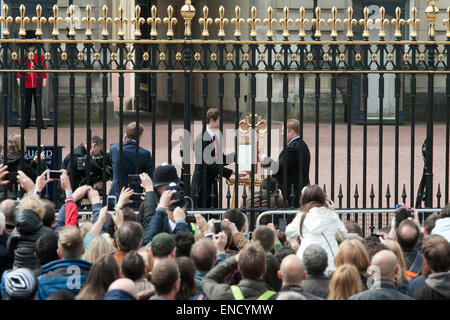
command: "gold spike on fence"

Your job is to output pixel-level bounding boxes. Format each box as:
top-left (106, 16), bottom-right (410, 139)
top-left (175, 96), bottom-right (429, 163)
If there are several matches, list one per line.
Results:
top-left (0, 1), bottom-right (448, 42)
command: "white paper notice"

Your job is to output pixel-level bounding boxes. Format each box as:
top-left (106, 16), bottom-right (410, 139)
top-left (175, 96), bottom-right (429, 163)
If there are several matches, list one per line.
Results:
top-left (239, 144), bottom-right (252, 172)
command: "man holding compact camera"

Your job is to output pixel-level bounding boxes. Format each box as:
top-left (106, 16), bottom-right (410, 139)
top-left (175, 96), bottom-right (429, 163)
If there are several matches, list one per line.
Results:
top-left (142, 183), bottom-right (191, 246)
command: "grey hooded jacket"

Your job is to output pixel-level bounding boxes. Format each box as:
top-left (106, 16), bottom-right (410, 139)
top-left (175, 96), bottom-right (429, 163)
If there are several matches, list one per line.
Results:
top-left (413, 272), bottom-right (450, 300)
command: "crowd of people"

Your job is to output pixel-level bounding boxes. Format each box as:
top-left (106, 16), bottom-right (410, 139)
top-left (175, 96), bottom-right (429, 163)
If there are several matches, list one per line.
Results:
top-left (0, 114), bottom-right (448, 301)
top-left (0, 158), bottom-right (449, 300)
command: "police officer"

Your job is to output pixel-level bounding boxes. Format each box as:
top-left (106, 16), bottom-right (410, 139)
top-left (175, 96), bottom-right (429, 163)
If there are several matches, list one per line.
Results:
top-left (138, 163), bottom-right (181, 232)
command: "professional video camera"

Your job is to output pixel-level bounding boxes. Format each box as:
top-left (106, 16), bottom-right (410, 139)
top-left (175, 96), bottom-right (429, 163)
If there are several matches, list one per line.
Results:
top-left (76, 153), bottom-right (113, 189)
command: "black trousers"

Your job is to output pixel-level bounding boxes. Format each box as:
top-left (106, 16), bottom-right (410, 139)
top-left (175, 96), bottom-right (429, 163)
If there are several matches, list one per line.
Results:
top-left (23, 88), bottom-right (43, 128)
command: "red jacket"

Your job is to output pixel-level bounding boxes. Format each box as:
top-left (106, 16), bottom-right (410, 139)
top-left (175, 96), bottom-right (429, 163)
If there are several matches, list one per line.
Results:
top-left (16, 53), bottom-right (47, 89)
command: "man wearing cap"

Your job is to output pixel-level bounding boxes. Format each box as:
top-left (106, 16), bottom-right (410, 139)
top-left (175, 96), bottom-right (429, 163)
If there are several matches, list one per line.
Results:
top-left (16, 31), bottom-right (47, 129)
top-left (142, 187), bottom-right (191, 246)
top-left (138, 163), bottom-right (181, 233)
top-left (149, 232), bottom-right (177, 268)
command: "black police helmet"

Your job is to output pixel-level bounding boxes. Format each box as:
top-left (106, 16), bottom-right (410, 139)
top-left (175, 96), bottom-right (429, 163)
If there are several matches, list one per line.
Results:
top-left (153, 163), bottom-right (181, 187)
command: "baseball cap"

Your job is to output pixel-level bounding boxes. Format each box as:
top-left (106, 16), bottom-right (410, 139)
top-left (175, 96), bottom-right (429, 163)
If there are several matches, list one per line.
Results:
top-left (151, 232), bottom-right (176, 257)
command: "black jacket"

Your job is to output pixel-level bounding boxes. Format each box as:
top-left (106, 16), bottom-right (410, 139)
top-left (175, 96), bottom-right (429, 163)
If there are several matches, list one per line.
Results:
top-left (191, 131), bottom-right (234, 208)
top-left (201, 256), bottom-right (277, 300)
top-left (138, 191), bottom-right (160, 233)
top-left (62, 143), bottom-right (87, 189)
top-left (263, 137), bottom-right (310, 207)
top-left (413, 272), bottom-right (450, 300)
top-left (0, 153), bottom-right (43, 199)
top-left (349, 281), bottom-right (414, 300)
top-left (302, 274), bottom-right (330, 299)
top-left (7, 209), bottom-right (53, 270)
top-left (264, 253), bottom-right (281, 291)
top-left (279, 285), bottom-right (323, 300)
top-left (0, 234), bottom-right (13, 276)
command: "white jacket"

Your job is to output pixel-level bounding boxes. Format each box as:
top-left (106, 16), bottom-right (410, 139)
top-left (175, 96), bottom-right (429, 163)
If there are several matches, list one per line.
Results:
top-left (431, 217), bottom-right (450, 242)
top-left (295, 207), bottom-right (347, 275)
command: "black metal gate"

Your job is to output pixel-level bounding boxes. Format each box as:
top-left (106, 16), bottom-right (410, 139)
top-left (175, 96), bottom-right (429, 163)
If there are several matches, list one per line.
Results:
top-left (0, 1), bottom-right (448, 234)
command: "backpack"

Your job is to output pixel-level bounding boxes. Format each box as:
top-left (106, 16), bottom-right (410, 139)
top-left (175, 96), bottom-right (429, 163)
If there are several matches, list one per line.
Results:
top-left (230, 285), bottom-right (277, 300)
top-left (404, 251), bottom-right (423, 279)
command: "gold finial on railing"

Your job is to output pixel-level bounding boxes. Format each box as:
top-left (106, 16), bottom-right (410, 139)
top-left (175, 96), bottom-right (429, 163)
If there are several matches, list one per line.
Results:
top-left (359, 7), bottom-right (372, 39)
top-left (147, 5), bottom-right (161, 38)
top-left (425, 0), bottom-right (439, 39)
top-left (295, 7), bottom-right (309, 39)
top-left (263, 7), bottom-right (277, 39)
top-left (181, 0), bottom-right (195, 38)
top-left (247, 6), bottom-right (261, 39)
top-left (163, 5), bottom-right (177, 38)
top-left (407, 7), bottom-right (421, 39)
top-left (376, 7), bottom-right (389, 39)
top-left (115, 5), bottom-right (129, 38)
top-left (82, 5), bottom-right (96, 38)
top-left (215, 6), bottom-right (229, 38)
top-left (311, 7), bottom-right (325, 39)
top-left (443, 7), bottom-right (450, 38)
top-left (132, 5), bottom-right (146, 38)
top-left (231, 6), bottom-right (244, 39)
top-left (343, 7), bottom-right (357, 39)
top-left (199, 6), bottom-right (212, 38)
top-left (32, 5), bottom-right (47, 38)
top-left (16, 4), bottom-right (30, 37)
top-left (279, 7), bottom-right (293, 39)
top-left (0, 4), bottom-right (13, 37)
top-left (391, 7), bottom-right (405, 39)
top-left (48, 5), bottom-right (62, 37)
top-left (328, 7), bottom-right (341, 39)
top-left (65, 4), bottom-right (78, 37)
top-left (98, 5), bottom-right (112, 38)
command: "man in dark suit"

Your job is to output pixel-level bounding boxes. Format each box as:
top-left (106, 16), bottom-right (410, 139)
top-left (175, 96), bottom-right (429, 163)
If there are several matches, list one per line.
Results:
top-left (260, 119), bottom-right (310, 208)
top-left (191, 108), bottom-right (237, 208)
top-left (110, 122), bottom-right (153, 198)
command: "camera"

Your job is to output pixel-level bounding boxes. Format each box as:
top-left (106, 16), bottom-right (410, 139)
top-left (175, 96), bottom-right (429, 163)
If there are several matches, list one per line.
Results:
top-left (395, 204), bottom-right (413, 228)
top-left (47, 170), bottom-right (61, 180)
top-left (128, 174), bottom-right (142, 185)
top-left (171, 190), bottom-right (185, 202)
top-left (130, 193), bottom-right (145, 201)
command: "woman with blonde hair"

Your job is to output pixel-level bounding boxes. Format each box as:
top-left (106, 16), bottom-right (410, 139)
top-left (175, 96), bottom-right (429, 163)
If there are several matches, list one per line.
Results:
top-left (334, 238), bottom-right (371, 290)
top-left (381, 239), bottom-right (411, 293)
top-left (328, 264), bottom-right (363, 300)
top-left (84, 233), bottom-right (115, 263)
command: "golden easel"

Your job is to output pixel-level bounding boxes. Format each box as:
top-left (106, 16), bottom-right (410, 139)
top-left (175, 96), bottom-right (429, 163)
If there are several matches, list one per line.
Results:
top-left (227, 114), bottom-right (267, 208)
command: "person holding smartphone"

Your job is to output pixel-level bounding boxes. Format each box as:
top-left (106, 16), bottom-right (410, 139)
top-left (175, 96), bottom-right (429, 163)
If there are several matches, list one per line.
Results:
top-left (142, 184), bottom-right (191, 245)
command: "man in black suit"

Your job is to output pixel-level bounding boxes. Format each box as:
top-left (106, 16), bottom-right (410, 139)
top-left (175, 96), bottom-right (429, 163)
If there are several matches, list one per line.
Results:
top-left (191, 108), bottom-right (237, 208)
top-left (110, 122), bottom-right (153, 198)
top-left (260, 119), bottom-right (310, 208)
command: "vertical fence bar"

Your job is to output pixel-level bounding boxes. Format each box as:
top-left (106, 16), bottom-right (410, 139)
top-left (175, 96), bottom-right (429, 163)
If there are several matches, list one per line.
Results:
top-left (51, 35), bottom-right (59, 202)
top-left (345, 42), bottom-right (353, 208)
top-left (394, 37), bottom-right (402, 205)
top-left (362, 41), bottom-right (369, 210)
top-left (19, 36), bottom-right (26, 193)
top-left (410, 42), bottom-right (417, 208)
top-left (217, 35), bottom-right (225, 208)
top-left (266, 41), bottom-right (273, 210)
top-left (101, 30), bottom-right (109, 206)
top-left (425, 38), bottom-right (436, 208)
top-left (378, 40), bottom-right (386, 229)
top-left (200, 35), bottom-right (208, 209)
top-left (233, 31), bottom-right (242, 208)
top-left (85, 30), bottom-right (93, 188)
top-left (135, 38), bottom-right (142, 175)
top-left (35, 38), bottom-right (43, 175)
top-left (1, 37), bottom-right (8, 199)
top-left (166, 41), bottom-right (174, 165)
top-left (68, 37), bottom-right (76, 190)
top-left (282, 37), bottom-right (290, 206)
top-left (330, 43), bottom-right (337, 202)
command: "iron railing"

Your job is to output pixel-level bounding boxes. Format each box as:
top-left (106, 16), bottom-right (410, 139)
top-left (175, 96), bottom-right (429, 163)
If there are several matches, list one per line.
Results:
top-left (0, 1), bottom-right (448, 233)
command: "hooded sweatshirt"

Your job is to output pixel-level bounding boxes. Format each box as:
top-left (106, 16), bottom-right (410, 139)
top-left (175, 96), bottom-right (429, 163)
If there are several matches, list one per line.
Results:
top-left (414, 272), bottom-right (450, 300)
top-left (295, 207), bottom-right (347, 276)
top-left (431, 217), bottom-right (450, 243)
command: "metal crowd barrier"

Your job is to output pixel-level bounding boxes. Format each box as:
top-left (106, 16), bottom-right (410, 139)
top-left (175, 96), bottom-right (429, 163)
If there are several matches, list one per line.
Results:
top-left (78, 209), bottom-right (250, 237)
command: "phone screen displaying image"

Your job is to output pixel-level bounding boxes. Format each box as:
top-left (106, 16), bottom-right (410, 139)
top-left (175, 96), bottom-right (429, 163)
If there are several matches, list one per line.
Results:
top-left (107, 196), bottom-right (116, 213)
